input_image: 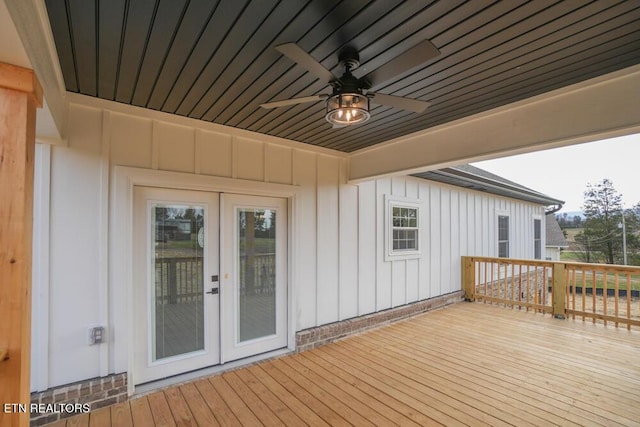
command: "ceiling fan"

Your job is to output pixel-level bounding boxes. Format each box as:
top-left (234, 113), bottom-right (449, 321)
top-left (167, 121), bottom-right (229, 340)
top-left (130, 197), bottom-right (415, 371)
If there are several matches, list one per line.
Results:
top-left (259, 40), bottom-right (440, 127)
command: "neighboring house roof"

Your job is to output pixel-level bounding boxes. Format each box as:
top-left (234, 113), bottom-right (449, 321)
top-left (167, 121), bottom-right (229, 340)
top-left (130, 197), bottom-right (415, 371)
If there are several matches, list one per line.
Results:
top-left (546, 216), bottom-right (569, 248)
top-left (413, 164), bottom-right (564, 208)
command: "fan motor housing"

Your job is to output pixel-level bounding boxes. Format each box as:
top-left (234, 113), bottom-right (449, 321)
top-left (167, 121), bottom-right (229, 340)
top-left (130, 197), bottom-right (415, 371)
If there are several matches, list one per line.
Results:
top-left (338, 46), bottom-right (360, 70)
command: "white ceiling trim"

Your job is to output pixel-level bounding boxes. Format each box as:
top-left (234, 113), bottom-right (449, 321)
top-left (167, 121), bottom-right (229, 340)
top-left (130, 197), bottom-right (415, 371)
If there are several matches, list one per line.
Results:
top-left (67, 92), bottom-right (350, 159)
top-left (4, 0), bottom-right (68, 142)
top-left (348, 64), bottom-right (640, 183)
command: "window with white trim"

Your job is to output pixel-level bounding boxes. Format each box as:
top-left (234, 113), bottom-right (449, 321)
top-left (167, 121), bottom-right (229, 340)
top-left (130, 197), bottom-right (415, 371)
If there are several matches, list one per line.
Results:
top-left (386, 196), bottom-right (421, 260)
top-left (498, 214), bottom-right (509, 258)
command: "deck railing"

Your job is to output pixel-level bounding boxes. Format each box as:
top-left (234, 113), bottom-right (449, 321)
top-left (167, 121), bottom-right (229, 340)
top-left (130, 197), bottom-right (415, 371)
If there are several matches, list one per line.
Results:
top-left (462, 256), bottom-right (640, 330)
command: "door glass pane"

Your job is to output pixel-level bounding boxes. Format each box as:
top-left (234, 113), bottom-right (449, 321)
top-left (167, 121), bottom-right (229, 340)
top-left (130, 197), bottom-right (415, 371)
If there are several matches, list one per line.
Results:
top-left (151, 204), bottom-right (205, 360)
top-left (238, 208), bottom-right (276, 342)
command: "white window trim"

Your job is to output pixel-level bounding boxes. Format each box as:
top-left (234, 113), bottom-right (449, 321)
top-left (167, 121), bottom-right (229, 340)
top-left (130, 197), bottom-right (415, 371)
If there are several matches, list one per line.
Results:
top-left (496, 210), bottom-right (510, 258)
top-left (385, 195), bottom-right (421, 261)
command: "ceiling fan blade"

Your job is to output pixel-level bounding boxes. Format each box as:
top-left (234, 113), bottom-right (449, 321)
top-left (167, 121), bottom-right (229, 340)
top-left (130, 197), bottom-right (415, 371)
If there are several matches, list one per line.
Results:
top-left (259, 95), bottom-right (326, 109)
top-left (361, 40), bottom-right (440, 88)
top-left (276, 43), bottom-right (338, 83)
top-left (370, 93), bottom-right (430, 113)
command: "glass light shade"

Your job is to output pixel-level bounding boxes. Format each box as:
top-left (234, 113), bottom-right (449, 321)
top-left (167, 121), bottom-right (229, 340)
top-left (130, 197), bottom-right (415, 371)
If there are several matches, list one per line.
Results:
top-left (325, 93), bottom-right (370, 125)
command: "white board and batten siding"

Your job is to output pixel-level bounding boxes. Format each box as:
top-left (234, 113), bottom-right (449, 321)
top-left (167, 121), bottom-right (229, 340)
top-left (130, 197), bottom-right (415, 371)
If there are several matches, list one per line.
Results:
top-left (34, 97), bottom-right (545, 390)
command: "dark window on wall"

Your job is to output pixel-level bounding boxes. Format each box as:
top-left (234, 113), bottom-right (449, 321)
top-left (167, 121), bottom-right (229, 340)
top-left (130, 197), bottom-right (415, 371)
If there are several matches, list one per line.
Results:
top-left (498, 215), bottom-right (509, 258)
top-left (534, 218), bottom-right (542, 259)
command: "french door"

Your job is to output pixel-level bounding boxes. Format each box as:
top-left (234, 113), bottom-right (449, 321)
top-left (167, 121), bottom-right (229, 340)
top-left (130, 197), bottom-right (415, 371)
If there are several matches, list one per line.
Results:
top-left (133, 187), bottom-right (287, 384)
top-left (133, 187), bottom-right (220, 384)
top-left (220, 194), bottom-right (288, 362)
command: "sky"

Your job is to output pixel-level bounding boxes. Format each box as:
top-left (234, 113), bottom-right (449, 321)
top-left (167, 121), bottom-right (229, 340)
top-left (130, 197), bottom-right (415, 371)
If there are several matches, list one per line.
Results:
top-left (471, 133), bottom-right (640, 213)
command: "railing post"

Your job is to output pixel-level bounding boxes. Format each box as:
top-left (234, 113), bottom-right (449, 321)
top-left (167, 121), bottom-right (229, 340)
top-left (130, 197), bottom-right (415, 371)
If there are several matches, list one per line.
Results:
top-left (552, 263), bottom-right (567, 319)
top-left (462, 257), bottom-right (475, 302)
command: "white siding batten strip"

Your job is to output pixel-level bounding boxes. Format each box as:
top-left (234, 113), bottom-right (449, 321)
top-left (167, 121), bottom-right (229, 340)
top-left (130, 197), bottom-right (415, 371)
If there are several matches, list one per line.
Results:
top-left (99, 111), bottom-right (111, 377)
top-left (31, 143), bottom-right (51, 392)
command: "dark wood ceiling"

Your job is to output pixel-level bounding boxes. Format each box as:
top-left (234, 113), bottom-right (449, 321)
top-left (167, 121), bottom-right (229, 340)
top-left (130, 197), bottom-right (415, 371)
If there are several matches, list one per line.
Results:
top-left (45, 0), bottom-right (640, 152)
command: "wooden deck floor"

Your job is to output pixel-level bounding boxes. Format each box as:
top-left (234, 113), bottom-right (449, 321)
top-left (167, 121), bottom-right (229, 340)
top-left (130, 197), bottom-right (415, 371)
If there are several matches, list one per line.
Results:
top-left (47, 303), bottom-right (640, 426)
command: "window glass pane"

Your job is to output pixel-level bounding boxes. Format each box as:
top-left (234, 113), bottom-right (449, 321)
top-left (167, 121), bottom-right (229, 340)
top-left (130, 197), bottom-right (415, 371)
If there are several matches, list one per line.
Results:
top-left (499, 241), bottom-right (509, 258)
top-left (238, 209), bottom-right (276, 342)
top-left (534, 219), bottom-right (542, 259)
top-left (392, 228), bottom-right (417, 251)
top-left (498, 216), bottom-right (509, 240)
top-left (152, 204), bottom-right (204, 361)
top-left (406, 230), bottom-right (417, 250)
top-left (498, 215), bottom-right (509, 258)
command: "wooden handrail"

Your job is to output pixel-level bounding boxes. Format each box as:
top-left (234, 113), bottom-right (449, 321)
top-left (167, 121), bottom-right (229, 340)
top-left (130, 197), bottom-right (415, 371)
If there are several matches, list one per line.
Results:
top-left (467, 256), bottom-right (640, 273)
top-left (462, 256), bottom-right (640, 330)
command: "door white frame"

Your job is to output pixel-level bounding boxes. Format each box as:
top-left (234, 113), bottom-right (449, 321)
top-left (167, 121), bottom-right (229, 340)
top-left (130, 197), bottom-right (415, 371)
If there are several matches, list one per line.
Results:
top-left (110, 166), bottom-right (301, 395)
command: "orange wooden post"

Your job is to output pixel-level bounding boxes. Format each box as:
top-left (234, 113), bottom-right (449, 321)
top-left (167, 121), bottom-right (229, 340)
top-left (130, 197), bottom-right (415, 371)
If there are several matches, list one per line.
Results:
top-left (0, 62), bottom-right (42, 427)
top-left (462, 257), bottom-right (475, 301)
top-left (552, 263), bottom-right (567, 319)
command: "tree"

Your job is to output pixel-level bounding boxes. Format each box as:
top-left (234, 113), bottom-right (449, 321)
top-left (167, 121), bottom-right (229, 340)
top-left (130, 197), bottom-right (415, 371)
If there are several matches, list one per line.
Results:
top-left (573, 179), bottom-right (639, 264)
top-left (572, 215), bottom-right (583, 228)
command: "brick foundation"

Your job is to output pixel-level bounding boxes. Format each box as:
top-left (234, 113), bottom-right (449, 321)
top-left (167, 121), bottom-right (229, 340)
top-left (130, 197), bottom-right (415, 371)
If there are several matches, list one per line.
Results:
top-left (29, 373), bottom-right (127, 426)
top-left (296, 291), bottom-right (463, 352)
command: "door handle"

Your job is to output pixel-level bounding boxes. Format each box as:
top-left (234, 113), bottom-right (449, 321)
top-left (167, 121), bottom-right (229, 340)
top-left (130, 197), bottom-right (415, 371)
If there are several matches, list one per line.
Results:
top-left (206, 287), bottom-right (219, 295)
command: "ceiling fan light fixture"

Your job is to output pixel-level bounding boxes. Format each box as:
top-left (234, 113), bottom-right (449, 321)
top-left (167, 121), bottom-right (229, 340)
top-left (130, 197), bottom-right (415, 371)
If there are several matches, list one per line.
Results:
top-left (325, 93), bottom-right (370, 126)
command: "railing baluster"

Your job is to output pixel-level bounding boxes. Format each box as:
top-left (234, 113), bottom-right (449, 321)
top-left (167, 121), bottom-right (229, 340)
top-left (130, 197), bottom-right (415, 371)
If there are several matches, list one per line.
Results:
top-left (533, 267), bottom-right (542, 312)
top-left (571, 267), bottom-right (576, 320)
top-left (614, 272), bottom-right (620, 328)
top-left (483, 261), bottom-right (488, 304)
top-left (581, 268), bottom-right (586, 322)
top-left (475, 261), bottom-right (480, 301)
top-left (592, 270), bottom-right (596, 324)
top-left (627, 272), bottom-right (632, 330)
top-left (526, 264), bottom-right (530, 312)
top-left (544, 266), bottom-right (548, 312)
top-left (517, 264), bottom-right (522, 310)
top-left (502, 262), bottom-right (506, 307)
top-left (510, 263), bottom-right (515, 309)
top-left (603, 272), bottom-right (608, 326)
top-left (490, 262), bottom-right (494, 306)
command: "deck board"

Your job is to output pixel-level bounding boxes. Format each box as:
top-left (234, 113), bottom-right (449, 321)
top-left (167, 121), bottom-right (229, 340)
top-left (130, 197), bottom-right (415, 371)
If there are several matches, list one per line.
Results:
top-left (232, 368), bottom-right (306, 426)
top-left (128, 396), bottom-right (154, 427)
top-left (108, 402), bottom-right (132, 427)
top-left (46, 303), bottom-right (640, 426)
top-left (192, 378), bottom-right (239, 426)
top-left (176, 383), bottom-right (219, 427)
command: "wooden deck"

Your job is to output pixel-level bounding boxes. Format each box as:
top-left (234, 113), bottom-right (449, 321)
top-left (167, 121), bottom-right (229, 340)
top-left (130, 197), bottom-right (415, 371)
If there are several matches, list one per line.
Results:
top-left (47, 302), bottom-right (640, 426)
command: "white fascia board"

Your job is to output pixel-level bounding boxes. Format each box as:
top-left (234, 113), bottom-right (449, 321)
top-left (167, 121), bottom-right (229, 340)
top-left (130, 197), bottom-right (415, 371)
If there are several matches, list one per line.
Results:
top-left (4, 0), bottom-right (68, 142)
top-left (348, 65), bottom-right (640, 183)
top-left (68, 92), bottom-right (349, 158)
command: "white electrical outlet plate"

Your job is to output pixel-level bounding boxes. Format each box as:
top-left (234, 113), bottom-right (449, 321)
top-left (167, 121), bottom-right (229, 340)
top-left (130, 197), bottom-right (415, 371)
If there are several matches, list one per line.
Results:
top-left (88, 326), bottom-right (106, 345)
